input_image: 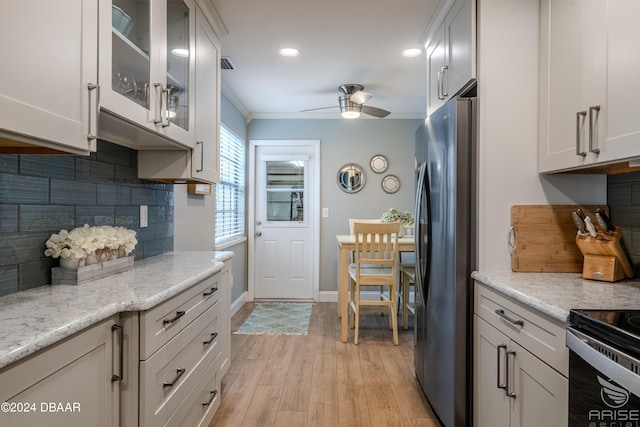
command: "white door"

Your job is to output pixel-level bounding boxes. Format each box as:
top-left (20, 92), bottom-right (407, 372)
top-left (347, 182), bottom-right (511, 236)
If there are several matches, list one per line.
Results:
top-left (251, 142), bottom-right (319, 300)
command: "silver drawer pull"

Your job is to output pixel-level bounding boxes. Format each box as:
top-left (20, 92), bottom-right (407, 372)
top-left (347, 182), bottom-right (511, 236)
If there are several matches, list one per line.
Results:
top-left (496, 343), bottom-right (507, 390)
top-left (203, 332), bottom-right (218, 345)
top-left (163, 368), bottom-right (186, 388)
top-left (163, 310), bottom-right (186, 325)
top-left (203, 390), bottom-right (218, 406)
top-left (506, 350), bottom-right (517, 399)
top-left (203, 287), bottom-right (218, 297)
top-left (495, 309), bottom-right (524, 327)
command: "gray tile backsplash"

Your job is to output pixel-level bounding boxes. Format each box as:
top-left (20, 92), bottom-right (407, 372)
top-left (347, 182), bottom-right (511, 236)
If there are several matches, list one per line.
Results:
top-left (0, 140), bottom-right (174, 296)
top-left (608, 172), bottom-right (640, 268)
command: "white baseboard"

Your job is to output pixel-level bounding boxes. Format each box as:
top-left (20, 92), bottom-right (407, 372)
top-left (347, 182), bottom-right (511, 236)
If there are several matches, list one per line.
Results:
top-left (230, 291), bottom-right (248, 317)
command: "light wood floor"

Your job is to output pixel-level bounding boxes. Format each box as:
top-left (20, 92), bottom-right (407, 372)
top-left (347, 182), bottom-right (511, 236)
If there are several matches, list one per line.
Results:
top-left (209, 302), bottom-right (442, 427)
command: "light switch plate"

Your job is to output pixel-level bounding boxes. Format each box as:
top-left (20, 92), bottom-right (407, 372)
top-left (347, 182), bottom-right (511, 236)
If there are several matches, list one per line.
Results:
top-left (322, 208), bottom-right (329, 217)
top-left (140, 205), bottom-right (148, 228)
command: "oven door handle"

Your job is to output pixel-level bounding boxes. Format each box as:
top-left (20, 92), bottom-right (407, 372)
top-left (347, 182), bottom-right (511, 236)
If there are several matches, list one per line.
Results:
top-left (567, 327), bottom-right (640, 397)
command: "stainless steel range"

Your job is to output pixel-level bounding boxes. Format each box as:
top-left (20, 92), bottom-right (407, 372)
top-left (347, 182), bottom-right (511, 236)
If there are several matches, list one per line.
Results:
top-left (567, 309), bottom-right (640, 425)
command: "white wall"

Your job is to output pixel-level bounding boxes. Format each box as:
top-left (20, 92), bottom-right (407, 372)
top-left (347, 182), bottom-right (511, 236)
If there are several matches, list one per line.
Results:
top-left (477, 0), bottom-right (607, 271)
top-left (248, 118), bottom-right (421, 294)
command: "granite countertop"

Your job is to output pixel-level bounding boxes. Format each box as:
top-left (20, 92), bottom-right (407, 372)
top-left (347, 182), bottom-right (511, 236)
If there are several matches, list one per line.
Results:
top-left (0, 251), bottom-right (233, 370)
top-left (472, 271), bottom-right (640, 323)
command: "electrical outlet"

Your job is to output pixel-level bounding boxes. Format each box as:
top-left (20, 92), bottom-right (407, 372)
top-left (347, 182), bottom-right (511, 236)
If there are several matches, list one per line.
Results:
top-left (140, 205), bottom-right (148, 228)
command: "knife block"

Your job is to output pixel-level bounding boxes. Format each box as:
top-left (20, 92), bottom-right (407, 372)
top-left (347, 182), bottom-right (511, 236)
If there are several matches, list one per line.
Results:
top-left (575, 227), bottom-right (634, 282)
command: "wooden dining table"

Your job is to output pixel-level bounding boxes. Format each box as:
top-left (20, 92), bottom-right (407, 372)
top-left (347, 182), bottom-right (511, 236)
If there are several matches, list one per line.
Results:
top-left (336, 234), bottom-right (415, 343)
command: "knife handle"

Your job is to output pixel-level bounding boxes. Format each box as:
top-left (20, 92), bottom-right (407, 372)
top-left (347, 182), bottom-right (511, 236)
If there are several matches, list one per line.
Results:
top-left (584, 216), bottom-right (598, 237)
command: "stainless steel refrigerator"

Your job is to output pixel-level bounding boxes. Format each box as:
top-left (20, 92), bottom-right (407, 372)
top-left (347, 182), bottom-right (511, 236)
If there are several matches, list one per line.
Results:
top-left (414, 93), bottom-right (477, 427)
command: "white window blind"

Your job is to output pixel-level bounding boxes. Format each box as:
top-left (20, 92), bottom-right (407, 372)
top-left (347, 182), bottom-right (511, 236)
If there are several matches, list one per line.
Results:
top-left (215, 125), bottom-right (245, 244)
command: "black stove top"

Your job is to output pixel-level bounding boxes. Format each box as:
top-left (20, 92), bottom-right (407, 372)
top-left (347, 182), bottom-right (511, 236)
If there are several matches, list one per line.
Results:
top-left (570, 309), bottom-right (640, 359)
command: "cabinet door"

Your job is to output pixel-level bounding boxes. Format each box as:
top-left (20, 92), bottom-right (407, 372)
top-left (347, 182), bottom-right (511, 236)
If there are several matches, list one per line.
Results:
top-left (100, 0), bottom-right (156, 132)
top-left (99, 0), bottom-right (195, 149)
top-left (445, 0), bottom-right (475, 96)
top-left (426, 23), bottom-right (447, 116)
top-left (511, 341), bottom-right (568, 427)
top-left (159, 0), bottom-right (196, 147)
top-left (538, 0), bottom-right (606, 172)
top-left (0, 0), bottom-right (98, 155)
top-left (601, 0), bottom-right (640, 162)
top-left (193, 4), bottom-right (221, 183)
top-left (0, 316), bottom-right (120, 427)
top-left (473, 316), bottom-right (510, 427)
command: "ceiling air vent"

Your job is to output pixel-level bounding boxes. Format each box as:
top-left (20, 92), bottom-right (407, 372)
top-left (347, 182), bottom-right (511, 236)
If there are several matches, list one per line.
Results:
top-left (221, 57), bottom-right (236, 70)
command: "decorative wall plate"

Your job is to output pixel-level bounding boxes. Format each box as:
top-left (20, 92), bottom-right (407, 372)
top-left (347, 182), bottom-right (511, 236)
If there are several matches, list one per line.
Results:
top-left (381, 174), bottom-right (400, 194)
top-left (370, 154), bottom-right (389, 173)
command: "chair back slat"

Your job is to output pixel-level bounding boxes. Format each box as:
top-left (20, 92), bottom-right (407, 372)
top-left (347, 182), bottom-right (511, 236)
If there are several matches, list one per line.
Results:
top-left (353, 222), bottom-right (400, 270)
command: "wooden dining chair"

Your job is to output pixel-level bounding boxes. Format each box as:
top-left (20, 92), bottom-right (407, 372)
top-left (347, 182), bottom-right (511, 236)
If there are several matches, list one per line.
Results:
top-left (348, 221), bottom-right (400, 345)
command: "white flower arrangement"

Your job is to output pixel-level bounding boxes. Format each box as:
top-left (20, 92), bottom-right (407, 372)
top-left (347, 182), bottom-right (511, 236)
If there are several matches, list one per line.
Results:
top-left (44, 224), bottom-right (137, 262)
top-left (380, 208), bottom-right (414, 227)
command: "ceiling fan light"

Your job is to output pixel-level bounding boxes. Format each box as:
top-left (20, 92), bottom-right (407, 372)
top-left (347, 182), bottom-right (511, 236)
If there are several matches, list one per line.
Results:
top-left (341, 110), bottom-right (361, 119)
top-left (402, 48), bottom-right (422, 57)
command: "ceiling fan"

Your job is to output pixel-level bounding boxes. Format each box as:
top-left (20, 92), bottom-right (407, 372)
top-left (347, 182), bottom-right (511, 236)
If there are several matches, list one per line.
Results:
top-left (300, 84), bottom-right (391, 118)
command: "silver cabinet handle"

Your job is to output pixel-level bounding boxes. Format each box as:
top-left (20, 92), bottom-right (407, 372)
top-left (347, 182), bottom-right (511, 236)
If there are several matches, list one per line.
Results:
top-left (440, 65), bottom-right (449, 98)
top-left (506, 350), bottom-right (516, 398)
top-left (111, 324), bottom-right (124, 382)
top-left (196, 141), bottom-right (204, 172)
top-left (589, 105), bottom-right (601, 154)
top-left (203, 390), bottom-right (218, 406)
top-left (203, 332), bottom-right (218, 345)
top-left (163, 310), bottom-right (186, 325)
top-left (497, 343), bottom-right (507, 390)
top-left (162, 86), bottom-right (171, 128)
top-left (203, 286), bottom-right (218, 297)
top-left (437, 69), bottom-right (444, 100)
top-left (87, 83), bottom-right (99, 142)
top-left (163, 367), bottom-right (186, 387)
top-left (576, 111), bottom-right (587, 157)
top-left (153, 83), bottom-right (164, 125)
top-left (495, 309), bottom-right (524, 327)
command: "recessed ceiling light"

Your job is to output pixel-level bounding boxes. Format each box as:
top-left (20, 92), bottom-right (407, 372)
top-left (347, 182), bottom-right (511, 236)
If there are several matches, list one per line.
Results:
top-left (171, 48), bottom-right (189, 57)
top-left (279, 48), bottom-right (299, 57)
top-left (402, 48), bottom-right (422, 57)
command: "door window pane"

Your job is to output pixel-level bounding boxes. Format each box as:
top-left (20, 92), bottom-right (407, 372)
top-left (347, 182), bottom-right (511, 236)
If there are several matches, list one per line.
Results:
top-left (266, 161), bottom-right (304, 222)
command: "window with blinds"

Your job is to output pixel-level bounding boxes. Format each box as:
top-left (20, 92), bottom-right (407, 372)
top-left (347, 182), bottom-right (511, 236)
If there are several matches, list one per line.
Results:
top-left (215, 125), bottom-right (245, 244)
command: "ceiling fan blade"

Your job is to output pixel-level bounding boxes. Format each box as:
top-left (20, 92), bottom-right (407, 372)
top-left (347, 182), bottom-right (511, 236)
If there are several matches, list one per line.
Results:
top-left (299, 105), bottom-right (339, 113)
top-left (361, 105), bottom-right (390, 118)
top-left (350, 90), bottom-right (372, 105)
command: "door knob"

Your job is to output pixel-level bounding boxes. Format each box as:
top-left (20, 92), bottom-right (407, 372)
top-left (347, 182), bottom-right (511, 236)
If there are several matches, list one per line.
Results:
top-left (255, 231), bottom-right (262, 237)
top-left (256, 220), bottom-right (262, 226)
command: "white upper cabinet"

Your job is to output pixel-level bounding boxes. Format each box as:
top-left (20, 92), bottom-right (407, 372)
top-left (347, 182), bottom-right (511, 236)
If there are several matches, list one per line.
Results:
top-left (426, 0), bottom-right (476, 116)
top-left (137, 3), bottom-right (221, 183)
top-left (0, 0), bottom-right (98, 155)
top-left (99, 0), bottom-right (196, 150)
top-left (539, 0), bottom-right (640, 173)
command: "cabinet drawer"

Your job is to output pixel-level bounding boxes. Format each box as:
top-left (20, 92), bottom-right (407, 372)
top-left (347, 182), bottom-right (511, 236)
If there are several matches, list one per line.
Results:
top-left (164, 349), bottom-right (223, 427)
top-left (139, 301), bottom-right (223, 427)
top-left (140, 272), bottom-right (222, 359)
top-left (474, 282), bottom-right (568, 376)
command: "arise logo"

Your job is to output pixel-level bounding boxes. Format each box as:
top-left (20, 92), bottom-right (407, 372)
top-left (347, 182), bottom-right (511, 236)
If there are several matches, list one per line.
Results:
top-left (598, 376), bottom-right (631, 409)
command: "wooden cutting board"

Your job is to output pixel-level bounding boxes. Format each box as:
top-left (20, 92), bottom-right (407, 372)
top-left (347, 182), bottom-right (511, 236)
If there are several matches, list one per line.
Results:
top-left (510, 205), bottom-right (608, 272)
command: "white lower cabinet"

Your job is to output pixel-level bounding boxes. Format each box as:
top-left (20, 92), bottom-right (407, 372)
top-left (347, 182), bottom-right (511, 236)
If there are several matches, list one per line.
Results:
top-left (473, 282), bottom-right (568, 427)
top-left (122, 263), bottom-right (230, 427)
top-left (0, 315), bottom-right (121, 427)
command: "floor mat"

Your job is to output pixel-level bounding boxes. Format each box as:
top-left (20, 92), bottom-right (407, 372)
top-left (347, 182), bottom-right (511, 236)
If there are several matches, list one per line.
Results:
top-left (235, 303), bottom-right (313, 335)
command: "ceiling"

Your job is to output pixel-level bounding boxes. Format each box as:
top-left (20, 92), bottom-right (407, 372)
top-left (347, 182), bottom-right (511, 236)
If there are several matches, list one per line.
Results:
top-left (209, 0), bottom-right (444, 120)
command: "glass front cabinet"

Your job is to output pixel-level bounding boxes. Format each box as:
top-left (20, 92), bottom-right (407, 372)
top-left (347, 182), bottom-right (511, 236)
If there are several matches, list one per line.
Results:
top-left (99, 0), bottom-right (196, 149)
